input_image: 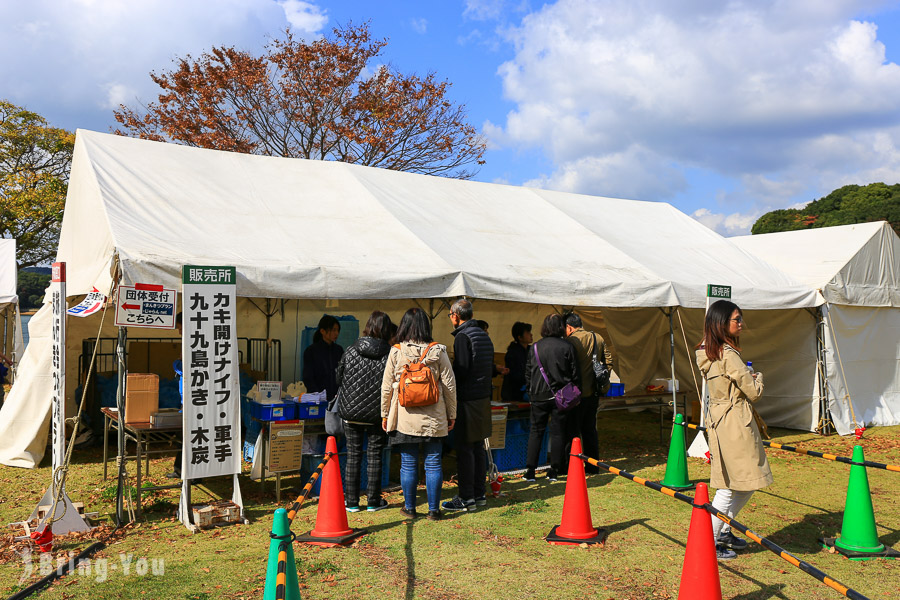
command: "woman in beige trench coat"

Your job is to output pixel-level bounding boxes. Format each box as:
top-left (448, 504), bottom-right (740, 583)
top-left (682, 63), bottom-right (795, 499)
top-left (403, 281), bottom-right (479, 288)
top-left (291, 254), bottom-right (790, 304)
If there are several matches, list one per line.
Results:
top-left (696, 300), bottom-right (773, 560)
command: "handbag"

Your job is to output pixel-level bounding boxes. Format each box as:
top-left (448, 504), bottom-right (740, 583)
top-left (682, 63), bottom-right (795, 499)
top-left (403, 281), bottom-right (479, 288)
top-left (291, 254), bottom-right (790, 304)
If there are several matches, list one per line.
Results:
top-left (325, 392), bottom-right (344, 436)
top-left (591, 333), bottom-right (611, 397)
top-left (533, 344), bottom-right (581, 412)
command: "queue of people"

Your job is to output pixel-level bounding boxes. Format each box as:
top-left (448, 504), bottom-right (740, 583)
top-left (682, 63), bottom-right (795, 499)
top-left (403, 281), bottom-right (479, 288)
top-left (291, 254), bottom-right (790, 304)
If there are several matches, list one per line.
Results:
top-left (305, 300), bottom-right (766, 561)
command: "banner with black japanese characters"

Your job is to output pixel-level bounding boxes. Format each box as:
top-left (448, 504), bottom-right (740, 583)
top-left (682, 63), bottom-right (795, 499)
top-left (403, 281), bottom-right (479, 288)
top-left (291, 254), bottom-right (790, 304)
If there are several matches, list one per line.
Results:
top-left (181, 265), bottom-right (240, 479)
top-left (51, 262), bottom-right (66, 478)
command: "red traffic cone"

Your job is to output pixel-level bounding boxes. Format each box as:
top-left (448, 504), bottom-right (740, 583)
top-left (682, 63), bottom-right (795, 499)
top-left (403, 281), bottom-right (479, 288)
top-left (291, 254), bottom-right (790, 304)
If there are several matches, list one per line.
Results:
top-left (678, 483), bottom-right (722, 600)
top-left (546, 437), bottom-right (607, 545)
top-left (296, 436), bottom-right (366, 547)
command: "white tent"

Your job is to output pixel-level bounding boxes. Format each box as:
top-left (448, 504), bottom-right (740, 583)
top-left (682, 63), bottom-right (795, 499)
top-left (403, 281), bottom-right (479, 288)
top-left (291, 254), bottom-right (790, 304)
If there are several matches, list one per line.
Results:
top-left (733, 222), bottom-right (900, 434)
top-left (0, 239), bottom-right (23, 374)
top-left (0, 130), bottom-right (821, 467)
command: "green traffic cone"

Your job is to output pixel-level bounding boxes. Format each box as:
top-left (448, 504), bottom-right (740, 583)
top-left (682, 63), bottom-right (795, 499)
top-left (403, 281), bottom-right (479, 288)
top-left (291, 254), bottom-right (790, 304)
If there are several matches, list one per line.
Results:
top-left (834, 445), bottom-right (886, 555)
top-left (661, 414), bottom-right (694, 490)
top-left (264, 508), bottom-right (301, 600)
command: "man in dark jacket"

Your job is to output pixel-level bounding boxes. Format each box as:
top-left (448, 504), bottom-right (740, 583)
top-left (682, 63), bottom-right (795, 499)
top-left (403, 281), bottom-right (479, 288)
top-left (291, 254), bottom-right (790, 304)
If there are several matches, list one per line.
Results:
top-left (501, 321), bottom-right (532, 402)
top-left (443, 299), bottom-right (494, 512)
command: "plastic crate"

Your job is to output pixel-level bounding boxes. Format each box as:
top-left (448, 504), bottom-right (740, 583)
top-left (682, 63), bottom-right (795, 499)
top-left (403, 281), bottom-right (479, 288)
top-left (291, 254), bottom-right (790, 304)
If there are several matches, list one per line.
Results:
top-left (249, 398), bottom-right (298, 421)
top-left (296, 400), bottom-right (327, 419)
top-left (301, 447), bottom-right (391, 496)
top-left (491, 427), bottom-right (549, 472)
top-left (605, 383), bottom-right (625, 397)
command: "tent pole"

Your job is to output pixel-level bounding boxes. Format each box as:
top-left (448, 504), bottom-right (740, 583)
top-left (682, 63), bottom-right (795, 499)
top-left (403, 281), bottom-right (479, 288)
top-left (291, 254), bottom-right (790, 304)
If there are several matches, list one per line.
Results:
top-left (265, 299), bottom-right (271, 379)
top-left (816, 306), bottom-right (835, 436)
top-left (669, 308), bottom-right (677, 421)
top-left (114, 325), bottom-right (127, 525)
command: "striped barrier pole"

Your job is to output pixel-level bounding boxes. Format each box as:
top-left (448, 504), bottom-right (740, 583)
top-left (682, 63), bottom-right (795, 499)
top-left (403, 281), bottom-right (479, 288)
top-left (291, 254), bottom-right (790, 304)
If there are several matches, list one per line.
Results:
top-left (575, 454), bottom-right (872, 600)
top-left (286, 451), bottom-right (334, 523)
top-left (674, 422), bottom-right (900, 472)
top-left (267, 451), bottom-right (335, 600)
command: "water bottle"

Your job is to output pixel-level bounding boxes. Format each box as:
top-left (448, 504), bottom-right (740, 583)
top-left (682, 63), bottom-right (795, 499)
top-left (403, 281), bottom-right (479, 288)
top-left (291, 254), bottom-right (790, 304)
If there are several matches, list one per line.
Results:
top-left (746, 361), bottom-right (755, 374)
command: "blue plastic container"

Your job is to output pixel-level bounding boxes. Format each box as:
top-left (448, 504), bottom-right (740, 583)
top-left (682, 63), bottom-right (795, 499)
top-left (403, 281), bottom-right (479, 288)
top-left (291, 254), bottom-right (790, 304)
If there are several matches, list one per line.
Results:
top-left (492, 425), bottom-right (549, 472)
top-left (249, 398), bottom-right (298, 421)
top-left (605, 383), bottom-right (625, 397)
top-left (296, 400), bottom-right (328, 419)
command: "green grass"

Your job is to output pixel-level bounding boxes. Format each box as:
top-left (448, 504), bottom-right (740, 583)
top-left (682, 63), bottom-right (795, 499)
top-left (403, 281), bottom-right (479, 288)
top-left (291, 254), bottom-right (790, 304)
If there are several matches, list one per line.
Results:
top-left (1, 411), bottom-right (899, 599)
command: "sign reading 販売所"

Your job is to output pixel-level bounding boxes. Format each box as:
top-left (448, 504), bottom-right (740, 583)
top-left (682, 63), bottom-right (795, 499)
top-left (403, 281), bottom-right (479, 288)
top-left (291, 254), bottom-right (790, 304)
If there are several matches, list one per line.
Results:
top-left (181, 266), bottom-right (239, 480)
top-left (706, 284), bottom-right (732, 299)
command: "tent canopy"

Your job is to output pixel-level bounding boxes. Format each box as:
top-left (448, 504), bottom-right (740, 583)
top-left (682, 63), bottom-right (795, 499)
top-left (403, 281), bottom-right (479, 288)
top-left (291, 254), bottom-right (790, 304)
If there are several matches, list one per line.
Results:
top-left (732, 222), bottom-right (900, 307)
top-left (59, 130), bottom-right (819, 310)
top-left (0, 239), bottom-right (16, 306)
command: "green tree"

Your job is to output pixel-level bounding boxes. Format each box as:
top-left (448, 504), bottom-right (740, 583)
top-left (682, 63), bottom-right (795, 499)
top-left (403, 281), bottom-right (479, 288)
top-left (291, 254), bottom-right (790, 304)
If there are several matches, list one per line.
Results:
top-left (752, 183), bottom-right (900, 236)
top-left (114, 23), bottom-right (486, 179)
top-left (0, 100), bottom-right (74, 268)
top-left (17, 270), bottom-right (50, 310)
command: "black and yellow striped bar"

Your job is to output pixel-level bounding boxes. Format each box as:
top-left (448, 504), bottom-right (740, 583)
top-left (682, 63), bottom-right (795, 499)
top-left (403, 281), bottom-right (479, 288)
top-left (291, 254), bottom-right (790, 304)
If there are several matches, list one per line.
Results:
top-left (673, 421), bottom-right (899, 472)
top-left (275, 547), bottom-right (288, 600)
top-left (285, 451), bottom-right (335, 523)
top-left (576, 453), bottom-right (871, 600)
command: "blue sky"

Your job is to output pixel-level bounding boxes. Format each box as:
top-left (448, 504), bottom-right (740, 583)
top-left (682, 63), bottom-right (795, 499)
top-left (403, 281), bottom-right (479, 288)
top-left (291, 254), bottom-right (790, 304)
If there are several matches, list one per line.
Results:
top-left (4, 0), bottom-right (900, 235)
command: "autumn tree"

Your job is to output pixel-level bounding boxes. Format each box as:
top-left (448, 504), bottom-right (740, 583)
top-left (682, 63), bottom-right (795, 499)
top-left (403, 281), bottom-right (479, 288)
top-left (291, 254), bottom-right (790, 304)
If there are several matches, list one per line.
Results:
top-left (114, 23), bottom-right (486, 178)
top-left (0, 100), bottom-right (74, 269)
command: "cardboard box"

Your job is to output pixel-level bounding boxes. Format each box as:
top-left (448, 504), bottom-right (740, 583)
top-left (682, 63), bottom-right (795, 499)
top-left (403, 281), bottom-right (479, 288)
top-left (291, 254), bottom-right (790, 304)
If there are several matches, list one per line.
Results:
top-left (125, 373), bottom-right (159, 424)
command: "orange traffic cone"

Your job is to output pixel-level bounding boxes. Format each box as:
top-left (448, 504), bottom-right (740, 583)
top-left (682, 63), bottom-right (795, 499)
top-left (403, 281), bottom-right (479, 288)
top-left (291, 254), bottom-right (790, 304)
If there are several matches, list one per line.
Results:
top-left (296, 436), bottom-right (366, 547)
top-left (678, 483), bottom-right (721, 600)
top-left (546, 437), bottom-right (607, 545)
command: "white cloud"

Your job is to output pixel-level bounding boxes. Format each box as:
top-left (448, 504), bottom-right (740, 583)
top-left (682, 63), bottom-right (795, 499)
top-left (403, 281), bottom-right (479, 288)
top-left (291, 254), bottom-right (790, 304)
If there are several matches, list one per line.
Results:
top-left (0, 0), bottom-right (304, 131)
top-left (490, 0), bottom-right (900, 208)
top-left (101, 83), bottom-right (137, 110)
top-left (692, 208), bottom-right (761, 237)
top-left (410, 18), bottom-right (427, 34)
top-left (277, 0), bottom-right (327, 35)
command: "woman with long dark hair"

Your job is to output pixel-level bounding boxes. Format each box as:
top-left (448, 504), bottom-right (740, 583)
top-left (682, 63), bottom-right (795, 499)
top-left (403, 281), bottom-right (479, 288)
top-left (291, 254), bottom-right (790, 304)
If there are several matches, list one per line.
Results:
top-left (696, 299), bottom-right (771, 561)
top-left (335, 311), bottom-right (394, 512)
top-left (381, 308), bottom-right (456, 520)
top-left (523, 313), bottom-right (579, 482)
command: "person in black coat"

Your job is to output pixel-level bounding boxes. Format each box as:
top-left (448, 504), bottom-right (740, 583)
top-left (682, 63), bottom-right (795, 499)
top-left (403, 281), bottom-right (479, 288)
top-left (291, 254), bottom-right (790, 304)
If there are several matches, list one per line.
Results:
top-left (501, 321), bottom-right (532, 402)
top-left (524, 313), bottom-right (579, 482)
top-left (335, 311), bottom-right (394, 512)
top-left (302, 314), bottom-right (343, 401)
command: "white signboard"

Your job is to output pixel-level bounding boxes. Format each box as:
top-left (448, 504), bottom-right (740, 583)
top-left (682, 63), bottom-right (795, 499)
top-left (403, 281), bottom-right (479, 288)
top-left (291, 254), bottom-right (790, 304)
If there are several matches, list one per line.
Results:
top-left (257, 381), bottom-right (283, 404)
top-left (115, 283), bottom-right (178, 329)
top-left (67, 287), bottom-right (106, 318)
top-left (51, 263), bottom-right (66, 479)
top-left (181, 266), bottom-right (240, 479)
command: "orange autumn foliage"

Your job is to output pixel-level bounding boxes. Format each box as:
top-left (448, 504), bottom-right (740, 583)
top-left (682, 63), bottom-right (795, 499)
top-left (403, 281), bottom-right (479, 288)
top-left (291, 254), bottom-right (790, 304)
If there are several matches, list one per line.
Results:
top-left (114, 22), bottom-right (486, 179)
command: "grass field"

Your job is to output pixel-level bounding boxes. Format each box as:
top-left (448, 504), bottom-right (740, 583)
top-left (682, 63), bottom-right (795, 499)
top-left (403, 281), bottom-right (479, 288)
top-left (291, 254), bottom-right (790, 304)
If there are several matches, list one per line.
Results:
top-left (1, 411), bottom-right (899, 600)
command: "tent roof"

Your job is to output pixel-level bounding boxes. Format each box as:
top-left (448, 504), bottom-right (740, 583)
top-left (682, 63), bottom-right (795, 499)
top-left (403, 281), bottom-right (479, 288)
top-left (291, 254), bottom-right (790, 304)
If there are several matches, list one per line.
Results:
top-left (0, 239), bottom-right (16, 305)
top-left (57, 130), bottom-right (819, 309)
top-left (732, 222), bottom-right (900, 307)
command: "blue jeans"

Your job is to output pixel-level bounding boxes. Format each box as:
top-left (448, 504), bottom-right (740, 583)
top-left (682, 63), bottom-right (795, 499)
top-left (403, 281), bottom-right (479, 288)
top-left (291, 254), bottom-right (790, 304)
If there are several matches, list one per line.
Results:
top-left (396, 441), bottom-right (443, 512)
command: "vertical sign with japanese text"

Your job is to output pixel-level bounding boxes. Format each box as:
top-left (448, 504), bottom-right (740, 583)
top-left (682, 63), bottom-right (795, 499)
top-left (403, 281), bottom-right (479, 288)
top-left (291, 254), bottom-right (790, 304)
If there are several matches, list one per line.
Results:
top-left (181, 266), bottom-right (240, 479)
top-left (51, 263), bottom-right (66, 478)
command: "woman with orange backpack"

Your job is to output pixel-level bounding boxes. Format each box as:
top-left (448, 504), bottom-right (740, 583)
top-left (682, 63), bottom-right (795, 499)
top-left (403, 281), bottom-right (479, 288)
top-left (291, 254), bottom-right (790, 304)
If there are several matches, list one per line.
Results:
top-left (381, 308), bottom-right (457, 520)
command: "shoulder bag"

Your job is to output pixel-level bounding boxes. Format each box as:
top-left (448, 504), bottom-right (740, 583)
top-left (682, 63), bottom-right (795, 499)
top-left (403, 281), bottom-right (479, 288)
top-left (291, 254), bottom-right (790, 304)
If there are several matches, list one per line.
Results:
top-left (533, 344), bottom-right (581, 412)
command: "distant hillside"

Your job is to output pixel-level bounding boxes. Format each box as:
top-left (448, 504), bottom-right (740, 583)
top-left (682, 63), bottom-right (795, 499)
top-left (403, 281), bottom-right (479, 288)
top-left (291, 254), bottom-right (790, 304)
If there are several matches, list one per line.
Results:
top-left (752, 183), bottom-right (900, 235)
top-left (18, 268), bottom-right (51, 310)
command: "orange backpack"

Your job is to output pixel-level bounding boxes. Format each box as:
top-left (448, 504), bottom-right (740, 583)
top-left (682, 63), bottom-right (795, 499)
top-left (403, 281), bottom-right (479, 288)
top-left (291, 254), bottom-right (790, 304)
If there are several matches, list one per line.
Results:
top-left (395, 342), bottom-right (440, 408)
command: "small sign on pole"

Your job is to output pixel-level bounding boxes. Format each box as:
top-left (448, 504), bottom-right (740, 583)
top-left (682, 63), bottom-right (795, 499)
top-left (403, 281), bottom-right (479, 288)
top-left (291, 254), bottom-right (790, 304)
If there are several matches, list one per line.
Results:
top-left (706, 284), bottom-right (732, 299)
top-left (115, 283), bottom-right (177, 328)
